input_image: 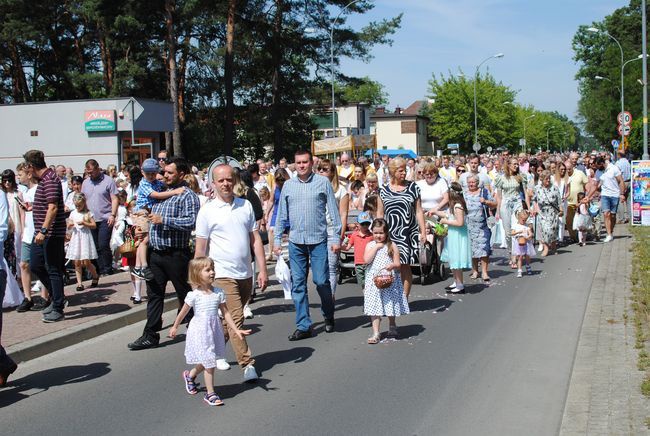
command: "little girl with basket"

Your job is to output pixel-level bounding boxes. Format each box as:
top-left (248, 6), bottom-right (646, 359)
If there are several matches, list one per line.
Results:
top-left (510, 209), bottom-right (536, 278)
top-left (363, 218), bottom-right (409, 344)
top-left (572, 192), bottom-right (592, 246)
top-left (66, 193), bottom-right (99, 291)
top-left (169, 257), bottom-right (251, 406)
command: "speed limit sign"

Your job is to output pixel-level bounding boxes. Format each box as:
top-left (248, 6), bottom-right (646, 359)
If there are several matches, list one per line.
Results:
top-left (617, 111), bottom-right (632, 126)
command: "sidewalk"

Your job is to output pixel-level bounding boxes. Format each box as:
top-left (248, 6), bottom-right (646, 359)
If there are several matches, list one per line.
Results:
top-left (560, 225), bottom-right (650, 435)
top-left (3, 271), bottom-right (178, 363)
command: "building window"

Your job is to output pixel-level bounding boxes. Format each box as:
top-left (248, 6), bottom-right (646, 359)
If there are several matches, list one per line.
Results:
top-left (30, 130), bottom-right (38, 136)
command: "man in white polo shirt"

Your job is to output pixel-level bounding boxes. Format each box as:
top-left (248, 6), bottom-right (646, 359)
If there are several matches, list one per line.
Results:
top-left (194, 164), bottom-right (268, 382)
top-left (595, 156), bottom-right (626, 242)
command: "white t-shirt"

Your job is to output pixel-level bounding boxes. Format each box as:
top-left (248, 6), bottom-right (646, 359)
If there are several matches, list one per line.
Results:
top-left (195, 197), bottom-right (258, 279)
top-left (417, 177), bottom-right (448, 210)
top-left (599, 162), bottom-right (622, 197)
top-left (22, 185), bottom-right (37, 243)
top-left (326, 185), bottom-right (348, 227)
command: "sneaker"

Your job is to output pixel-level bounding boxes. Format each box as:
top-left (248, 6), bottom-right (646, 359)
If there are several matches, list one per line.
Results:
top-left (140, 267), bottom-right (154, 281)
top-left (243, 364), bottom-right (259, 383)
top-left (41, 300), bottom-right (54, 314)
top-left (127, 334), bottom-right (160, 350)
top-left (603, 235), bottom-right (613, 243)
top-left (516, 270), bottom-right (523, 278)
top-left (450, 285), bottom-right (465, 294)
top-left (42, 310), bottom-right (64, 323)
top-left (31, 281), bottom-right (43, 292)
top-left (525, 265), bottom-right (532, 275)
top-left (131, 268), bottom-right (145, 280)
top-left (216, 359), bottom-right (231, 371)
top-left (31, 297), bottom-right (50, 311)
top-left (537, 243), bottom-right (544, 252)
top-left (16, 298), bottom-right (33, 312)
top-left (243, 304), bottom-right (253, 319)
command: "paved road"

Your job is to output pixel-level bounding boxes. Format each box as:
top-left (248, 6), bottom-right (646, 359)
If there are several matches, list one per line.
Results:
top-left (1, 244), bottom-right (603, 436)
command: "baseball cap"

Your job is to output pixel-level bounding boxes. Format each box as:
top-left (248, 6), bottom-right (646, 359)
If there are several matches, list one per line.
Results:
top-left (142, 158), bottom-right (160, 173)
top-left (357, 212), bottom-right (372, 224)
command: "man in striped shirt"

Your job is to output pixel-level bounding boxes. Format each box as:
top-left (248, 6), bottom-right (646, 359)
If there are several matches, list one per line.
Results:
top-left (23, 150), bottom-right (67, 323)
top-left (273, 150), bottom-right (342, 341)
top-left (128, 156), bottom-right (200, 350)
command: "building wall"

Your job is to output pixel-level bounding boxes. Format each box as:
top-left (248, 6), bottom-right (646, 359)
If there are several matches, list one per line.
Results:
top-left (374, 119), bottom-right (417, 153)
top-left (0, 98), bottom-right (172, 172)
top-left (336, 105), bottom-right (370, 135)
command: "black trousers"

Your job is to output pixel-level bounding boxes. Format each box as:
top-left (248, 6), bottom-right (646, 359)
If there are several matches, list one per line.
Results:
top-left (0, 269), bottom-right (16, 371)
top-left (143, 248), bottom-right (192, 338)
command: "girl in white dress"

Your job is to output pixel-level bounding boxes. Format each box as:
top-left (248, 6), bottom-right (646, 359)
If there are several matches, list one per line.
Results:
top-left (363, 218), bottom-right (409, 344)
top-left (169, 257), bottom-right (252, 407)
top-left (66, 193), bottom-right (99, 292)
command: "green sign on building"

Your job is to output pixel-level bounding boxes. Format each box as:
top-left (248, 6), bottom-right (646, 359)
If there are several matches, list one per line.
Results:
top-left (84, 110), bottom-right (116, 132)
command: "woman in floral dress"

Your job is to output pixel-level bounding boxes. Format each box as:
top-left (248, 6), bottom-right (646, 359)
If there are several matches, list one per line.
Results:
top-left (533, 170), bottom-right (563, 256)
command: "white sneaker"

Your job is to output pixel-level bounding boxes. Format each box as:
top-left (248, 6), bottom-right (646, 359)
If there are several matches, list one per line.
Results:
top-left (243, 364), bottom-right (259, 382)
top-left (517, 270), bottom-right (523, 278)
top-left (603, 235), bottom-right (613, 243)
top-left (537, 243), bottom-right (544, 252)
top-left (243, 304), bottom-right (253, 319)
top-left (32, 280), bottom-right (43, 292)
top-left (216, 359), bottom-right (231, 371)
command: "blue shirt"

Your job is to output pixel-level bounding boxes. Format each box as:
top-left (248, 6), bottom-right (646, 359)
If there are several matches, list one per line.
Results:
top-left (615, 157), bottom-right (631, 182)
top-left (135, 179), bottom-right (165, 211)
top-left (274, 172), bottom-right (342, 246)
top-left (149, 187), bottom-right (200, 250)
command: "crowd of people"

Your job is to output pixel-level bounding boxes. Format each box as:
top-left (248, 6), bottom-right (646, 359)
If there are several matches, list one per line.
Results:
top-left (0, 146), bottom-right (632, 403)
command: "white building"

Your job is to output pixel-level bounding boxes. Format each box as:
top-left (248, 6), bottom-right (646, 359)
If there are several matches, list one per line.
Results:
top-left (370, 108), bottom-right (431, 156)
top-left (312, 103), bottom-right (371, 138)
top-left (0, 97), bottom-right (173, 171)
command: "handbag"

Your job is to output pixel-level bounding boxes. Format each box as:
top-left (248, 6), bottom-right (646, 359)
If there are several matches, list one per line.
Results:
top-left (373, 269), bottom-right (394, 289)
top-left (518, 236), bottom-right (528, 246)
top-left (119, 227), bottom-right (137, 258)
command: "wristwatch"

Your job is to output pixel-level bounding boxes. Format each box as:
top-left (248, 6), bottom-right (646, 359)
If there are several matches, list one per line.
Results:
top-left (40, 227), bottom-right (48, 235)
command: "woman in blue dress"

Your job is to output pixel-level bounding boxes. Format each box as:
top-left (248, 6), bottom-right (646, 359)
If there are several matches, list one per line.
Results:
top-left (432, 182), bottom-right (472, 293)
top-left (464, 174), bottom-right (497, 283)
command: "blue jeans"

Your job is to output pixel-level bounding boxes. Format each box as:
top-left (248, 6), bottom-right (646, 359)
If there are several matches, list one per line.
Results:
top-left (601, 195), bottom-right (619, 214)
top-left (30, 236), bottom-right (66, 311)
top-left (288, 241), bottom-right (334, 331)
top-left (91, 220), bottom-right (113, 274)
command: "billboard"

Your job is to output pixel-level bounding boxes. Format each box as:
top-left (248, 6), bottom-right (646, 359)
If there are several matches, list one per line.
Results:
top-left (631, 160), bottom-right (650, 226)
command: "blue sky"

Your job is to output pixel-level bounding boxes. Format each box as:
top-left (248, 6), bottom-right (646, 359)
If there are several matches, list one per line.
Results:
top-left (340, 0), bottom-right (627, 120)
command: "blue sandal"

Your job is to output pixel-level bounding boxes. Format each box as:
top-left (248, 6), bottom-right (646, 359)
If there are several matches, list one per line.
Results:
top-left (204, 392), bottom-right (224, 406)
top-left (182, 370), bottom-right (198, 395)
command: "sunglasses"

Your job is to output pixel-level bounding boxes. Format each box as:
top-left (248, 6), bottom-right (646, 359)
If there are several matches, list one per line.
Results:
top-left (318, 167), bottom-right (331, 173)
top-left (158, 158), bottom-right (168, 163)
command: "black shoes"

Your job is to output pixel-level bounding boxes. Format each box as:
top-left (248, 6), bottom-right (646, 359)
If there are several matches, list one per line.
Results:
top-left (31, 298), bottom-right (51, 311)
top-left (128, 334), bottom-right (160, 350)
top-left (16, 298), bottom-right (33, 313)
top-left (0, 360), bottom-right (18, 387)
top-left (324, 318), bottom-right (335, 333)
top-left (288, 329), bottom-right (312, 341)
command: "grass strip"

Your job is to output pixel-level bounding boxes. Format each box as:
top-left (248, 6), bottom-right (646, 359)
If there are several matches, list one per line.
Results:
top-left (630, 227), bottom-right (650, 401)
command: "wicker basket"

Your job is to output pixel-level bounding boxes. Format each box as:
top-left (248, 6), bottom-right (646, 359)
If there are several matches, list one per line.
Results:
top-left (373, 269), bottom-right (394, 289)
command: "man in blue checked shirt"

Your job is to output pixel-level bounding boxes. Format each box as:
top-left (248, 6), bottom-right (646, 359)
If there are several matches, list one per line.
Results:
top-left (273, 149), bottom-right (342, 341)
top-left (128, 157), bottom-right (200, 350)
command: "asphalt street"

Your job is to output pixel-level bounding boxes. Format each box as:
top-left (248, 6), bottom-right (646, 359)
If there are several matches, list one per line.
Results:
top-left (0, 243), bottom-right (603, 436)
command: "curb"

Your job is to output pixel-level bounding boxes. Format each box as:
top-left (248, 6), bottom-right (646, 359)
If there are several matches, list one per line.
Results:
top-left (6, 297), bottom-right (179, 364)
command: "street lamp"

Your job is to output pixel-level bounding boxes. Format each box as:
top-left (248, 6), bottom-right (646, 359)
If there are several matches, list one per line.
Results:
top-left (587, 27), bottom-right (625, 148)
top-left (545, 125), bottom-right (555, 152)
top-left (523, 114), bottom-right (535, 153)
top-left (330, 0), bottom-right (366, 138)
top-left (473, 53), bottom-right (504, 151)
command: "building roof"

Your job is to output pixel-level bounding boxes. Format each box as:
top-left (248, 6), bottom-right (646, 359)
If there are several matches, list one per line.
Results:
top-left (402, 100), bottom-right (428, 115)
top-left (370, 112), bottom-right (429, 122)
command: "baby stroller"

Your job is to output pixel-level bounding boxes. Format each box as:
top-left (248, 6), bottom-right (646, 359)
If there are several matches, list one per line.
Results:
top-left (338, 230), bottom-right (356, 285)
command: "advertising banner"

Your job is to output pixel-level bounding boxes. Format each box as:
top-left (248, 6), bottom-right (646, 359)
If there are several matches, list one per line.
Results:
top-left (631, 160), bottom-right (650, 226)
top-left (85, 110), bottom-right (116, 131)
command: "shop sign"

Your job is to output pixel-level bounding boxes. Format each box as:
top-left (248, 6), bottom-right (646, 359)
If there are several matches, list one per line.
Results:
top-left (85, 110), bottom-right (116, 131)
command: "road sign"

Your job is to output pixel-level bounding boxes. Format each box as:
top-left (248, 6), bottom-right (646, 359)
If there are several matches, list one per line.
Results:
top-left (519, 138), bottom-right (526, 146)
top-left (617, 124), bottom-right (631, 136)
top-left (611, 139), bottom-right (620, 148)
top-left (447, 143), bottom-right (459, 150)
top-left (487, 146), bottom-right (493, 152)
top-left (617, 111), bottom-right (632, 126)
top-left (472, 142), bottom-right (481, 152)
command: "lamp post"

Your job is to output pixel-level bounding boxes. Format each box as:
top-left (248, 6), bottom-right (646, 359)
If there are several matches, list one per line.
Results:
top-left (330, 0), bottom-right (365, 138)
top-left (473, 53), bottom-right (504, 150)
top-left (643, 0), bottom-right (649, 160)
top-left (545, 125), bottom-right (555, 152)
top-left (587, 27), bottom-right (625, 148)
top-left (523, 114), bottom-right (535, 153)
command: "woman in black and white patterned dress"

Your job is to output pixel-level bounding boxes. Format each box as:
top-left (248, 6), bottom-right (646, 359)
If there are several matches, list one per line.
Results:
top-left (377, 157), bottom-right (426, 299)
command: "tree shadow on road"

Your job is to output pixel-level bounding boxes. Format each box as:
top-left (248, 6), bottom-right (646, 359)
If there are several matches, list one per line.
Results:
top-left (63, 303), bottom-right (133, 320)
top-left (409, 298), bottom-right (453, 313)
top-left (0, 362), bottom-right (111, 408)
